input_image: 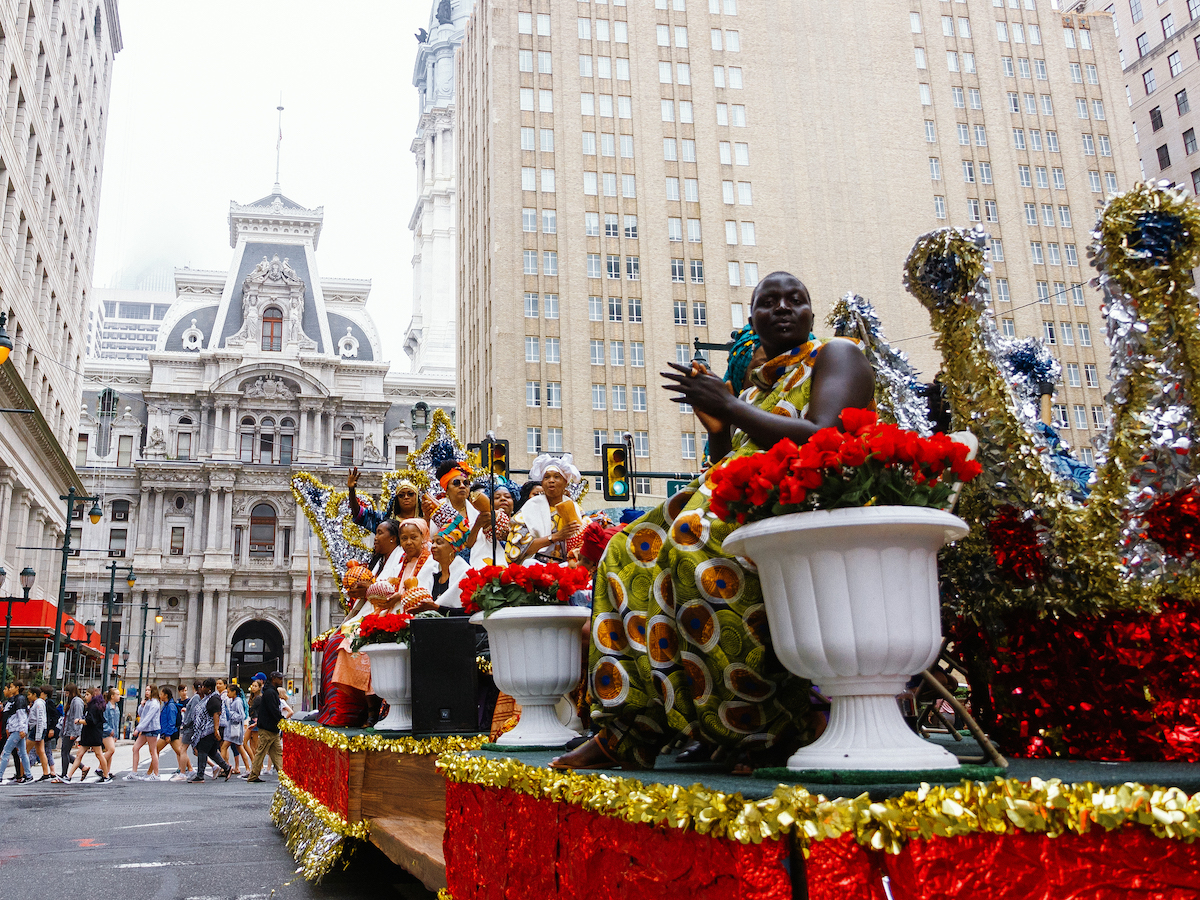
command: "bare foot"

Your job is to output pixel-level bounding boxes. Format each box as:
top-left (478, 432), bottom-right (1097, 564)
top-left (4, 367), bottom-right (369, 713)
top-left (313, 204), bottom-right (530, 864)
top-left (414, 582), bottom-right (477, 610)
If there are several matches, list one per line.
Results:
top-left (550, 736), bottom-right (624, 770)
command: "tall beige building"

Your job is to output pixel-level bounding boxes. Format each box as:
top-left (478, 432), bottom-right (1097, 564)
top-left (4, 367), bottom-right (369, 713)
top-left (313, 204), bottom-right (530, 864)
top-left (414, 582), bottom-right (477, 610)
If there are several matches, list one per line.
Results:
top-left (0, 1), bottom-right (121, 602)
top-left (456, 0), bottom-right (1139, 503)
top-left (1084, 0), bottom-right (1200, 191)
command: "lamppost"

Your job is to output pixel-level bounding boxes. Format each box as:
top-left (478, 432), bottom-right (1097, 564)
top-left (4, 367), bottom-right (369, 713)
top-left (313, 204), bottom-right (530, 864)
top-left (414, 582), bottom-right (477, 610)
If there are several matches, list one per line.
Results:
top-left (84, 620), bottom-right (95, 683)
top-left (100, 563), bottom-right (134, 694)
top-left (135, 596), bottom-right (162, 705)
top-left (52, 487), bottom-right (102, 688)
top-left (118, 649), bottom-right (130, 730)
top-left (0, 566), bottom-right (35, 694)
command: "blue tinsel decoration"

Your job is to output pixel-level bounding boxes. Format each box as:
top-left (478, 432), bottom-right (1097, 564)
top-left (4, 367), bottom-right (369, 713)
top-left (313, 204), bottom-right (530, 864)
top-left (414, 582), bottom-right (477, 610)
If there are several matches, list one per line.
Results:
top-left (1129, 211), bottom-right (1185, 264)
top-left (915, 252), bottom-right (964, 310)
top-left (428, 439), bottom-right (459, 469)
top-left (1004, 341), bottom-right (1057, 385)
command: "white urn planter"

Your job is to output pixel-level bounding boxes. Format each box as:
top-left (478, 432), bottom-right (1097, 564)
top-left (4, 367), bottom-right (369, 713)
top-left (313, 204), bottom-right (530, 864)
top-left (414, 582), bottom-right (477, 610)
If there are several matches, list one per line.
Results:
top-left (723, 506), bottom-right (969, 771)
top-left (361, 642), bottom-right (412, 732)
top-left (472, 605), bottom-right (589, 746)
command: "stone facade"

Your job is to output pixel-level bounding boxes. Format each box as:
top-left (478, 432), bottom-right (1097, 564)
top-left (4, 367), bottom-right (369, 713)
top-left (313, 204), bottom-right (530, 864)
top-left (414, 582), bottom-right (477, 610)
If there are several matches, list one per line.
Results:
top-left (0, 1), bottom-right (121, 610)
top-left (66, 188), bottom-right (454, 690)
top-left (455, 1), bottom-right (1141, 504)
top-left (405, 0), bottom-right (478, 375)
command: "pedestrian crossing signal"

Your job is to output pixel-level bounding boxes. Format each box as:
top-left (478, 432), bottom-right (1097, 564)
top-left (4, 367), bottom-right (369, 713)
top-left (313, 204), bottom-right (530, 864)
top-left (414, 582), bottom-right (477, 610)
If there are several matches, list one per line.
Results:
top-left (602, 443), bottom-right (630, 501)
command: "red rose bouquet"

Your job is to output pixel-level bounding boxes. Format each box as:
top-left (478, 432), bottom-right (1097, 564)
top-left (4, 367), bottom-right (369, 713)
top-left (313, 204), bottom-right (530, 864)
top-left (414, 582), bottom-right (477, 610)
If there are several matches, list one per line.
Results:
top-left (349, 609), bottom-right (415, 652)
top-left (710, 408), bottom-right (982, 526)
top-left (458, 562), bottom-right (593, 617)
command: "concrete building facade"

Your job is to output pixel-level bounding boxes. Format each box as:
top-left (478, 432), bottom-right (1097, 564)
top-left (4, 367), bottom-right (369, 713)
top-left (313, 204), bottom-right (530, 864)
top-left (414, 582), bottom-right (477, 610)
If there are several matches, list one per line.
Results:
top-left (66, 187), bottom-right (455, 691)
top-left (0, 1), bottom-right (121, 615)
top-left (1084, 0), bottom-right (1200, 191)
top-left (85, 287), bottom-right (174, 360)
top-left (455, 0), bottom-right (1140, 500)
top-left (405, 0), bottom-right (478, 375)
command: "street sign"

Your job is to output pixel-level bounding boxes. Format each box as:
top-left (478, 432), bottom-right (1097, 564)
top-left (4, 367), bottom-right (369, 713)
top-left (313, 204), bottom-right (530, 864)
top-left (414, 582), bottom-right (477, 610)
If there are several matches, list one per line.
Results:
top-left (666, 480), bottom-right (691, 496)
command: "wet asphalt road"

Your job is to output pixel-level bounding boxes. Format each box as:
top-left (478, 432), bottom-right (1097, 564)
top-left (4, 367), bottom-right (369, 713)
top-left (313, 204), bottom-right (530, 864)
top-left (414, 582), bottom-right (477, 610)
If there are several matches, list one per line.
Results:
top-left (0, 772), bottom-right (435, 900)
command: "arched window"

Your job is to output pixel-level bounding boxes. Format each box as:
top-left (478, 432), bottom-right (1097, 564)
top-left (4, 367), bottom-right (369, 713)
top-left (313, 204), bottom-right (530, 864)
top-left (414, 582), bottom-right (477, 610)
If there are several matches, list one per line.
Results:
top-left (249, 504), bottom-right (276, 558)
top-left (262, 306), bottom-right (283, 352)
top-left (339, 422), bottom-right (356, 466)
top-left (239, 416), bottom-right (255, 462)
top-left (259, 417), bottom-right (275, 464)
top-left (176, 415), bottom-right (193, 460)
top-left (280, 418), bottom-right (295, 466)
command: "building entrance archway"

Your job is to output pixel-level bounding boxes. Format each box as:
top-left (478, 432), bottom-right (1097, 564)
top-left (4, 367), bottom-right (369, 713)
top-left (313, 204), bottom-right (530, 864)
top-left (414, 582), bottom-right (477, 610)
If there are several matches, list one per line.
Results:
top-left (229, 619), bottom-right (285, 688)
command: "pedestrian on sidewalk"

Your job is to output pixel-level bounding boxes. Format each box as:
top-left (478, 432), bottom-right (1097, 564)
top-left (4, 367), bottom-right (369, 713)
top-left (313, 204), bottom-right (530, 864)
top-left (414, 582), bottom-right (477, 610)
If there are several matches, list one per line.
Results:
top-left (66, 688), bottom-right (111, 782)
top-left (156, 686), bottom-right (191, 780)
top-left (102, 688), bottom-right (120, 774)
top-left (187, 678), bottom-right (232, 784)
top-left (1, 682), bottom-right (32, 784)
top-left (129, 685), bottom-right (162, 780)
top-left (220, 684), bottom-right (248, 774)
top-left (58, 684), bottom-right (84, 780)
top-left (26, 686), bottom-right (51, 780)
top-left (246, 671), bottom-right (285, 783)
top-left (245, 677), bottom-right (262, 763)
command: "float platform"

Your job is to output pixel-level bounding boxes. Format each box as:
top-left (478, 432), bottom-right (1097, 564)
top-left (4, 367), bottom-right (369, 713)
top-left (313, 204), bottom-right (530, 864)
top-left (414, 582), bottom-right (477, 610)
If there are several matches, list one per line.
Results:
top-left (273, 721), bottom-right (1200, 899)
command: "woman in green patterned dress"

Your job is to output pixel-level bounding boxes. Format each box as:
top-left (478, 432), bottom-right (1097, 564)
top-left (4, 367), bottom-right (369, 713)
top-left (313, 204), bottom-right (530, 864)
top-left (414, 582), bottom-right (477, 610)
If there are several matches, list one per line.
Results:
top-left (553, 272), bottom-right (875, 770)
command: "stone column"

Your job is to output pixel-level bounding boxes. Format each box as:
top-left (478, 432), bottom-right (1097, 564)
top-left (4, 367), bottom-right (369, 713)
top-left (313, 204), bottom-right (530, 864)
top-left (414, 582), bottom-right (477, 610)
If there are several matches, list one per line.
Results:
top-left (183, 589), bottom-right (199, 674)
top-left (150, 488), bottom-right (164, 551)
top-left (214, 589), bottom-right (229, 674)
top-left (137, 488), bottom-right (151, 550)
top-left (221, 488), bottom-right (233, 551)
top-left (205, 489), bottom-right (219, 553)
top-left (290, 589), bottom-right (303, 672)
top-left (297, 407), bottom-right (309, 459)
top-left (202, 589), bottom-right (217, 667)
top-left (0, 471), bottom-right (14, 566)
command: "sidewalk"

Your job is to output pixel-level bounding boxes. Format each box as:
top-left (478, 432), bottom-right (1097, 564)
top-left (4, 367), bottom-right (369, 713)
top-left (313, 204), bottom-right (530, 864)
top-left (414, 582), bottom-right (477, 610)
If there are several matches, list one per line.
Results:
top-left (7, 738), bottom-right (279, 783)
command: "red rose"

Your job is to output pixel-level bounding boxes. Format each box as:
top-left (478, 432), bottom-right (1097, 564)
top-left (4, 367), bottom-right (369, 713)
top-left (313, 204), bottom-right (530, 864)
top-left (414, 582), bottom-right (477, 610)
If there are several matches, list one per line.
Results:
top-left (839, 407), bottom-right (878, 435)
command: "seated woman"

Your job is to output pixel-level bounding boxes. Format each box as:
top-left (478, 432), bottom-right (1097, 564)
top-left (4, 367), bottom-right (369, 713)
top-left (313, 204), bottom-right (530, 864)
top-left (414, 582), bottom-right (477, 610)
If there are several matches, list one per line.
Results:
top-left (505, 454), bottom-right (587, 565)
top-left (466, 477), bottom-right (513, 567)
top-left (317, 520), bottom-right (403, 727)
top-left (430, 528), bottom-right (472, 611)
top-left (347, 466), bottom-right (421, 532)
top-left (554, 271), bottom-right (875, 770)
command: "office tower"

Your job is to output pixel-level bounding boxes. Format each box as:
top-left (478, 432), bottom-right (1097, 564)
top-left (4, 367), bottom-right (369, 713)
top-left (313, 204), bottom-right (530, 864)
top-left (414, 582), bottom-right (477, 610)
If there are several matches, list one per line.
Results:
top-left (456, 1), bottom-right (1139, 503)
top-left (0, 1), bottom-right (122, 600)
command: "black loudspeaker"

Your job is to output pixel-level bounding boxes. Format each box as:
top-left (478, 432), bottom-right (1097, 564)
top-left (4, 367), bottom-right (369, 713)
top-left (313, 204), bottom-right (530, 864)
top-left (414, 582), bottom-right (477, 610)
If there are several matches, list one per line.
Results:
top-left (411, 616), bottom-right (480, 735)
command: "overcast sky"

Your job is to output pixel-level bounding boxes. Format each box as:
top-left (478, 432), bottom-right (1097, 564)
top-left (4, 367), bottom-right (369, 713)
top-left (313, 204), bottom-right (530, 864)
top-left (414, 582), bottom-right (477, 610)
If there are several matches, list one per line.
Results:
top-left (93, 1), bottom-right (427, 371)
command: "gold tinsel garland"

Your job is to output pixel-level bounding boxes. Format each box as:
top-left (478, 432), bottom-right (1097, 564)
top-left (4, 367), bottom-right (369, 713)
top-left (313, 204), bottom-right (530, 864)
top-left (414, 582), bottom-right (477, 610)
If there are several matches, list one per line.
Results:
top-left (271, 772), bottom-right (371, 882)
top-left (437, 891), bottom-right (455, 900)
top-left (281, 719), bottom-right (489, 755)
top-left (437, 753), bottom-right (1200, 853)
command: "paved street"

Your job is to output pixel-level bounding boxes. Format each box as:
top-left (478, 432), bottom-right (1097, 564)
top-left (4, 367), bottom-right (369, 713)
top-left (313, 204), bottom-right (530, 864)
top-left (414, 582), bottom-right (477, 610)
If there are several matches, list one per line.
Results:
top-left (0, 742), bottom-right (436, 899)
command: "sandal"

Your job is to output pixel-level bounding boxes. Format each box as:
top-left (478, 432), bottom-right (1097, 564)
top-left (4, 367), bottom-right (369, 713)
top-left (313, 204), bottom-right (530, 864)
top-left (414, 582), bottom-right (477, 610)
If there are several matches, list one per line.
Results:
top-left (80, 767), bottom-right (90, 782)
top-left (550, 735), bottom-right (628, 771)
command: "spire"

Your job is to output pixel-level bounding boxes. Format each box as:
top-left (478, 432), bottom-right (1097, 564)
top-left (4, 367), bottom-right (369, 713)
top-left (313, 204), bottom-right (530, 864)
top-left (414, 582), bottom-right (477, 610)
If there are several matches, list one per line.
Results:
top-left (274, 95), bottom-right (284, 194)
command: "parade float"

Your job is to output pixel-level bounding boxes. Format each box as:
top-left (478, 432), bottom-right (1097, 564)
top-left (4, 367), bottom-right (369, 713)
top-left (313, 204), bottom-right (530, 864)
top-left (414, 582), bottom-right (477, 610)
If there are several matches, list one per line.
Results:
top-left (274, 184), bottom-right (1200, 899)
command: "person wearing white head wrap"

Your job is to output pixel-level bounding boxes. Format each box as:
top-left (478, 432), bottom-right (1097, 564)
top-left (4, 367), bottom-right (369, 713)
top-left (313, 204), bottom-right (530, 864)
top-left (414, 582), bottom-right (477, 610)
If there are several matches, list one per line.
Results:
top-left (505, 453), bottom-right (588, 565)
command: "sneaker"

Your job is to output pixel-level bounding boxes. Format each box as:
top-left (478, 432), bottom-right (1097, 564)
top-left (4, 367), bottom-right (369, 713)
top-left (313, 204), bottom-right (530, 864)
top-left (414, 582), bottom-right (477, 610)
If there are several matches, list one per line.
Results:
top-left (94, 771), bottom-right (106, 782)
top-left (123, 773), bottom-right (140, 782)
top-left (36, 774), bottom-right (52, 782)
top-left (169, 773), bottom-right (189, 782)
top-left (186, 775), bottom-right (205, 783)
top-left (97, 775), bottom-right (114, 785)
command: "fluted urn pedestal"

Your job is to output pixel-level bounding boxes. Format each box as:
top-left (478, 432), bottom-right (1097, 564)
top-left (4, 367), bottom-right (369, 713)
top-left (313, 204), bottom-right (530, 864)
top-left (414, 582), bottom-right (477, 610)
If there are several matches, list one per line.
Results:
top-left (723, 507), bottom-right (969, 771)
top-left (472, 606), bottom-right (589, 746)
top-left (361, 643), bottom-right (412, 731)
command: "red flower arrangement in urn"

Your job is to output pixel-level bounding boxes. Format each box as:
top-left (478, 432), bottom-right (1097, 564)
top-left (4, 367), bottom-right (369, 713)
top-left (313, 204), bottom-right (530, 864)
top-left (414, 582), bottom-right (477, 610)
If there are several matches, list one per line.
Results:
top-left (710, 408), bottom-right (982, 526)
top-left (349, 610), bottom-right (414, 652)
top-left (458, 562), bottom-right (592, 617)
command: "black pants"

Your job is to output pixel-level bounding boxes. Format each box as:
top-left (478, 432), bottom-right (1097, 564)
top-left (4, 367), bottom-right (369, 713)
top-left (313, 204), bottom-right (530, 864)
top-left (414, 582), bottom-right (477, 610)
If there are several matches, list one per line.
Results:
top-left (194, 735), bottom-right (229, 778)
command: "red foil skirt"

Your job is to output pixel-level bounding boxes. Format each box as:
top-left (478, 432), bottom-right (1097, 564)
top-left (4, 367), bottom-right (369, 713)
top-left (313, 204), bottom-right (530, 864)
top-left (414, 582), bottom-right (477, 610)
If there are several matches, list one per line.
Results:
top-left (280, 728), bottom-right (350, 819)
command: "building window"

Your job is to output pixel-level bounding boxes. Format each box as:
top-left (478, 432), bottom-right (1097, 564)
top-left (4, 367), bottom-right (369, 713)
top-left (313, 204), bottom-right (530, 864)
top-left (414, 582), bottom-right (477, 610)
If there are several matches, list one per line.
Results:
top-left (526, 336), bottom-right (540, 362)
top-left (671, 259), bottom-right (685, 282)
top-left (546, 382), bottom-right (562, 408)
top-left (527, 381), bottom-right (542, 407)
top-left (1158, 144), bottom-right (1172, 170)
top-left (108, 528), bottom-right (127, 558)
top-left (339, 426), bottom-right (355, 466)
top-left (633, 431), bottom-right (649, 458)
top-left (1179, 90), bottom-right (1191, 115)
top-left (592, 383), bottom-right (606, 410)
top-left (611, 341), bottom-right (625, 365)
top-left (591, 340), bottom-right (605, 365)
top-left (630, 342), bottom-right (645, 367)
top-left (545, 337), bottom-right (560, 363)
top-left (934, 196), bottom-right (946, 219)
top-left (681, 433), bottom-right (697, 460)
top-left (170, 527), bottom-right (185, 557)
top-left (632, 385), bottom-right (647, 411)
top-left (1145, 69), bottom-right (1157, 94)
top-left (117, 435), bottom-right (133, 467)
top-left (690, 259), bottom-right (705, 284)
top-left (76, 434), bottom-right (88, 467)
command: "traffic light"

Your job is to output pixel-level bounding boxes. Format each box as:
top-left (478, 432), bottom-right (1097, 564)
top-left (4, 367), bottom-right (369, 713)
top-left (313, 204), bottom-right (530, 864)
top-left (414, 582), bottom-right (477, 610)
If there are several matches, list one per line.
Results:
top-left (470, 439), bottom-right (510, 480)
top-left (602, 443), bottom-right (630, 501)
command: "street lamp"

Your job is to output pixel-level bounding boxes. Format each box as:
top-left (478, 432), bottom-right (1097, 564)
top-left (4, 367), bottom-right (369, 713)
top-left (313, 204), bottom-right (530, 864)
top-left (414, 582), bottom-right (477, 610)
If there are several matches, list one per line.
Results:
top-left (135, 596), bottom-right (163, 705)
top-left (0, 567), bottom-right (34, 694)
top-left (84, 620), bottom-right (95, 682)
top-left (53, 486), bottom-right (101, 688)
top-left (100, 563), bottom-right (134, 695)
